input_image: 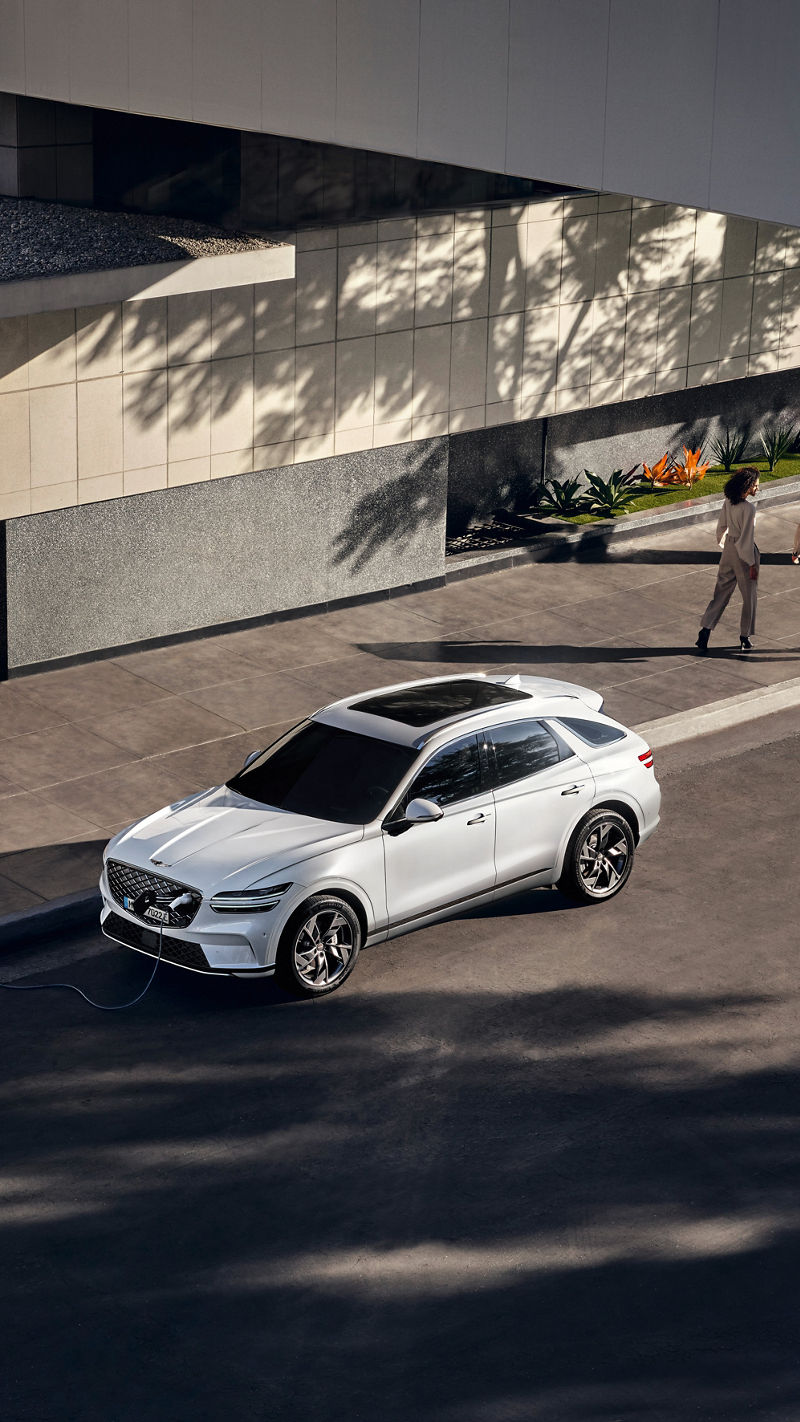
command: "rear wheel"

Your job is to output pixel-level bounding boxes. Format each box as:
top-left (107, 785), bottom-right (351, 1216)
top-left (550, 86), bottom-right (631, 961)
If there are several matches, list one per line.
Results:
top-left (275, 895), bottom-right (361, 997)
top-left (558, 809), bottom-right (635, 904)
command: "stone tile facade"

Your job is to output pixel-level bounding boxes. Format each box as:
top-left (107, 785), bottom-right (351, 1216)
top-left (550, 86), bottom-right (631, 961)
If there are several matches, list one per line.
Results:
top-left (2, 191), bottom-right (800, 521)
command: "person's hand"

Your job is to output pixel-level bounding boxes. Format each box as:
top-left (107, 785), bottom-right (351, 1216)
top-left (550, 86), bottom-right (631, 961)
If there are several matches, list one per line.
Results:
top-left (749, 564), bottom-right (758, 581)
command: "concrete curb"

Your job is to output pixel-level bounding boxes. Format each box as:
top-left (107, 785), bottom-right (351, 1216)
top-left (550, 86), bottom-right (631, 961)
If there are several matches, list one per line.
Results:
top-left (2, 675), bottom-right (798, 948)
top-left (446, 474), bottom-right (800, 579)
top-left (634, 675), bottom-right (800, 748)
top-left (1, 888), bottom-right (101, 949)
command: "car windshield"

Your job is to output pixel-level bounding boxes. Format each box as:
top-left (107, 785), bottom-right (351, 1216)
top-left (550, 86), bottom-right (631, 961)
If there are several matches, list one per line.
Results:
top-left (226, 721), bottom-right (417, 824)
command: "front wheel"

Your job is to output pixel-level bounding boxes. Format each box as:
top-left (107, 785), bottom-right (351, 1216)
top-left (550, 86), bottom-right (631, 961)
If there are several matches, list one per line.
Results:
top-left (558, 810), bottom-right (635, 904)
top-left (275, 895), bottom-right (361, 997)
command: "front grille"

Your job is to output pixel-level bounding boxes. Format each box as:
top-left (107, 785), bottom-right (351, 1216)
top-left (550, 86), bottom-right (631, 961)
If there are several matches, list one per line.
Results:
top-left (102, 911), bottom-right (219, 973)
top-left (106, 859), bottom-right (201, 928)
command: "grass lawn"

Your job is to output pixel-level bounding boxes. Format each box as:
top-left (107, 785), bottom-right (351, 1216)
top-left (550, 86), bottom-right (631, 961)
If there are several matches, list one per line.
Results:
top-left (556, 455), bottom-right (800, 524)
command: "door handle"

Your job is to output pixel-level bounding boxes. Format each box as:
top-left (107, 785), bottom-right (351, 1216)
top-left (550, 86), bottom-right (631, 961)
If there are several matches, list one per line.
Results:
top-left (561, 784), bottom-right (584, 796)
top-left (467, 812), bottom-right (489, 824)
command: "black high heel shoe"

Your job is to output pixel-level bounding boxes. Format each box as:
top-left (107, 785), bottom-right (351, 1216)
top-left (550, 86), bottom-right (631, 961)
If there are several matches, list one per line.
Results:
top-left (739, 636), bottom-right (753, 652)
top-left (695, 627), bottom-right (710, 654)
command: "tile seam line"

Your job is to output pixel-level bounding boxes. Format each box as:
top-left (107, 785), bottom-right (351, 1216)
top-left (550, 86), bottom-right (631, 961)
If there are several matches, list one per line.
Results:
top-left (0, 685), bottom-right (222, 732)
top-left (10, 651), bottom-right (795, 807)
top-left (0, 723), bottom-right (257, 798)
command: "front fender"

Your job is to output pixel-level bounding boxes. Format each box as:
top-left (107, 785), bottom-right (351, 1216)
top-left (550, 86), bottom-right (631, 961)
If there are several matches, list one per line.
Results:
top-left (267, 869), bottom-right (380, 952)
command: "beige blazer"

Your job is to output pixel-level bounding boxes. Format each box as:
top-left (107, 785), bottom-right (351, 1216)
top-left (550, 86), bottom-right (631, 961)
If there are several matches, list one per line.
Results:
top-left (716, 497), bottom-right (757, 566)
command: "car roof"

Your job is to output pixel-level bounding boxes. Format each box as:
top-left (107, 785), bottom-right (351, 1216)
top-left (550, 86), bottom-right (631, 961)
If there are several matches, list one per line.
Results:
top-left (313, 673), bottom-right (606, 748)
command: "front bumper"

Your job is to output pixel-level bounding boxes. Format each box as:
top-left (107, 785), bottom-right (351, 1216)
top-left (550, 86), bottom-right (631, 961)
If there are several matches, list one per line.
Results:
top-left (99, 869), bottom-right (287, 975)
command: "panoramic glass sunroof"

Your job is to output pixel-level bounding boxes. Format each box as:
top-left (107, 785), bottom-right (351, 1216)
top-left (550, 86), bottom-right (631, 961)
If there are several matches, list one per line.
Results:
top-left (352, 679), bottom-right (531, 727)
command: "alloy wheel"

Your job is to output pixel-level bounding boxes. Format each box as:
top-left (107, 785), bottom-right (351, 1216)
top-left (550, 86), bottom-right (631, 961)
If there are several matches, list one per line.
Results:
top-left (577, 820), bottom-right (631, 897)
top-left (293, 909), bottom-right (355, 988)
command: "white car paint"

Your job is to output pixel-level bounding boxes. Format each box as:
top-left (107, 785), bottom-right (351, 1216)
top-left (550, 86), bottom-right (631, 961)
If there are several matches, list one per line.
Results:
top-left (99, 672), bottom-right (660, 980)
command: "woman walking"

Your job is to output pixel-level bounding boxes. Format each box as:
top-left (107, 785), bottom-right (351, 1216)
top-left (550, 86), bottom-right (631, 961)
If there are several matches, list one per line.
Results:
top-left (696, 466), bottom-right (760, 654)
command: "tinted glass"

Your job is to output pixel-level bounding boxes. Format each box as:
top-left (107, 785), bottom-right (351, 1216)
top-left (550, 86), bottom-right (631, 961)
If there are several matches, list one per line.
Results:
top-left (556, 717), bottom-right (625, 747)
top-left (403, 733), bottom-right (482, 810)
top-left (227, 721), bottom-right (416, 824)
top-left (487, 720), bottom-right (561, 788)
top-left (354, 679), bottom-right (530, 727)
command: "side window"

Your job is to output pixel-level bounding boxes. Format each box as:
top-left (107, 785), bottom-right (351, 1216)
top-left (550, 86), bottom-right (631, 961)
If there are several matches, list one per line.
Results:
top-left (404, 733), bottom-right (482, 810)
top-left (487, 719), bottom-right (562, 789)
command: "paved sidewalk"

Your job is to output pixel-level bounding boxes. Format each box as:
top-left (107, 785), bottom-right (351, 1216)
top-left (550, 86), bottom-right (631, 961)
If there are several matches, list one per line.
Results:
top-left (1, 498), bottom-right (799, 921)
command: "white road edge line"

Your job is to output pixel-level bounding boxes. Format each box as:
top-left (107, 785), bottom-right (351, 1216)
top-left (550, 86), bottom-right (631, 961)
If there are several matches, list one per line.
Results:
top-left (634, 674), bottom-right (800, 748)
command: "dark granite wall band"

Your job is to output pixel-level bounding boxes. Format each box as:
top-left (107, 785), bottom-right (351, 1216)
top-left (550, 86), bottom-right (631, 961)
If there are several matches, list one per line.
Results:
top-left (6, 439), bottom-right (447, 670)
top-left (447, 368), bottom-right (800, 536)
top-left (547, 369), bottom-right (800, 482)
top-left (447, 422), bottom-right (546, 537)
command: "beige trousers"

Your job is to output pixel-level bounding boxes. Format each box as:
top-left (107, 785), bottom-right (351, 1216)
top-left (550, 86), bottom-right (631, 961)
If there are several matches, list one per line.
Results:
top-left (701, 539), bottom-right (759, 637)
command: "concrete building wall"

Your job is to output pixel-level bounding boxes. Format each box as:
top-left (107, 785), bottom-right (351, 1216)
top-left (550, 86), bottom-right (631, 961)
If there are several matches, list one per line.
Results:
top-left (6, 439), bottom-right (448, 666)
top-left (3, 192), bottom-right (800, 523)
top-left (3, 1), bottom-right (800, 226)
top-left (8, 359), bottom-right (800, 671)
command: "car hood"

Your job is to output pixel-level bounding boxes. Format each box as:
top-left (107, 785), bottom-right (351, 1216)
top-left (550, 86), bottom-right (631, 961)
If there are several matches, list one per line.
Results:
top-left (109, 786), bottom-right (363, 887)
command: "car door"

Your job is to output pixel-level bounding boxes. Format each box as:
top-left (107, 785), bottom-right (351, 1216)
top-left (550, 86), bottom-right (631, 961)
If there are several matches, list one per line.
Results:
top-left (486, 719), bottom-right (594, 891)
top-left (382, 732), bottom-right (496, 927)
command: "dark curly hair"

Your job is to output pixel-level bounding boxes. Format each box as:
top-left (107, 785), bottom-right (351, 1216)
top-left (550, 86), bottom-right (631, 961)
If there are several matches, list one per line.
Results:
top-left (724, 466), bottom-right (760, 504)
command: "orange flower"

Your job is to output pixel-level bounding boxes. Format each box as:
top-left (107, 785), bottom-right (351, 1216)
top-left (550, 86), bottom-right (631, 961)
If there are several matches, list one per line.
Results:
top-left (642, 452), bottom-right (671, 484)
top-left (678, 446), bottom-right (710, 483)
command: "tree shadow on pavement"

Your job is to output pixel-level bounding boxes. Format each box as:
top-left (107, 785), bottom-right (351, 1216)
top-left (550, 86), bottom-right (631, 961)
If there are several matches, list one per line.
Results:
top-left (2, 968), bottom-right (798, 1422)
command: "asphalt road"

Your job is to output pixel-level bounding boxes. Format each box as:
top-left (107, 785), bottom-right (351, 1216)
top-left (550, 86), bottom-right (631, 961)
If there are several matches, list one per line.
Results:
top-left (1, 713), bottom-right (799, 1422)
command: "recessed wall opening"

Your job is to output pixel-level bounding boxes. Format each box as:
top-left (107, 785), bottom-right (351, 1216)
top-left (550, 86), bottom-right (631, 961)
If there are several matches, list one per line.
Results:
top-left (0, 91), bottom-right (585, 231)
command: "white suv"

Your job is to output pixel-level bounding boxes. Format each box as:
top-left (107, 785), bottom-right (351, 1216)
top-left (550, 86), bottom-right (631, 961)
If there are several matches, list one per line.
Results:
top-left (100, 673), bottom-right (660, 996)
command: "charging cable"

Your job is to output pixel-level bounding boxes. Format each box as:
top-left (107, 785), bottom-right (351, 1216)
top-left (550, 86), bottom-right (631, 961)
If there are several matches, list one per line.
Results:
top-left (0, 892), bottom-right (194, 1012)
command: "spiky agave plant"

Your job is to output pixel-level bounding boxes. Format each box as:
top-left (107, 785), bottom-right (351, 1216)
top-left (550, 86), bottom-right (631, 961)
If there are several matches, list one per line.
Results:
top-left (538, 476), bottom-right (588, 516)
top-left (583, 470), bottom-right (642, 517)
top-left (759, 420), bottom-right (797, 471)
top-left (710, 426), bottom-right (749, 471)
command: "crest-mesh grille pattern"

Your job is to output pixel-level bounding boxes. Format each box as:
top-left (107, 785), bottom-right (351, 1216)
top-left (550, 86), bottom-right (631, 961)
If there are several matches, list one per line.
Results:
top-left (103, 912), bottom-right (215, 973)
top-left (106, 859), bottom-right (200, 927)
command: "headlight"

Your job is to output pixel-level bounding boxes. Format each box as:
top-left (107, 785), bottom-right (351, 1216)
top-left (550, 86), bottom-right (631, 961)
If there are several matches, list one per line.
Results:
top-left (210, 883), bottom-right (293, 913)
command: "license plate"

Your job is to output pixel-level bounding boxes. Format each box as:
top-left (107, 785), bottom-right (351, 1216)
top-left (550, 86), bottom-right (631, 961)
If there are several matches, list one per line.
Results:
top-left (144, 904), bottom-right (170, 925)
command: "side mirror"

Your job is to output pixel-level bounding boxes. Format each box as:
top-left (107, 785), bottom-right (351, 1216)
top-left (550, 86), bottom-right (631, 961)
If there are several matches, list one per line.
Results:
top-left (241, 749), bottom-right (261, 771)
top-left (405, 797), bottom-right (444, 824)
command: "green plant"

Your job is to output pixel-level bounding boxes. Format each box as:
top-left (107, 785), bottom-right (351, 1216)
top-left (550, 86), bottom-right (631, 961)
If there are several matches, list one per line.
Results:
top-left (710, 425), bottom-right (749, 471)
top-left (583, 469), bottom-right (642, 517)
top-left (759, 420), bottom-right (797, 471)
top-left (617, 464), bottom-right (642, 487)
top-left (538, 476), bottom-right (588, 516)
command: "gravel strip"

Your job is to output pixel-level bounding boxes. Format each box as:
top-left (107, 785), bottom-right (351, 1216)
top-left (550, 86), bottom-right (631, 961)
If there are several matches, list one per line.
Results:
top-left (0, 197), bottom-right (279, 282)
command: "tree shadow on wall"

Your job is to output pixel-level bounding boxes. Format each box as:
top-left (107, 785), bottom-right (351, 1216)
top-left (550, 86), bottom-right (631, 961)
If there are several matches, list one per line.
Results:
top-left (331, 443), bottom-right (446, 574)
top-left (13, 195), bottom-right (796, 565)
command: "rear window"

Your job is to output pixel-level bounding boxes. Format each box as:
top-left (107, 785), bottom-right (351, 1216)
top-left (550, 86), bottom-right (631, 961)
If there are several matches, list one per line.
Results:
top-left (227, 721), bottom-right (416, 823)
top-left (556, 717), bottom-right (626, 747)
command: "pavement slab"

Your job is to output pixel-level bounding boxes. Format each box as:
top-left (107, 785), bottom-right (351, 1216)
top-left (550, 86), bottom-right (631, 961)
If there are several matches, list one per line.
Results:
top-left (1, 496), bottom-right (799, 923)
